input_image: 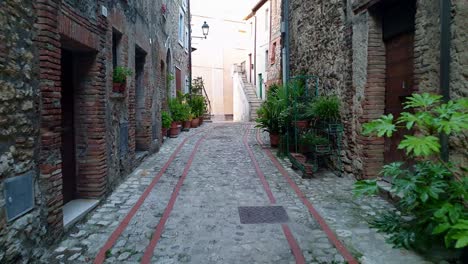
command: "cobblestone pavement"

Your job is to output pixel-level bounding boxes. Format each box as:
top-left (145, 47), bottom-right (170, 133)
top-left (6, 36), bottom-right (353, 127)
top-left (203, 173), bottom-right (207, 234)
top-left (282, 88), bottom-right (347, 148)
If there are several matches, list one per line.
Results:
top-left (43, 123), bottom-right (430, 264)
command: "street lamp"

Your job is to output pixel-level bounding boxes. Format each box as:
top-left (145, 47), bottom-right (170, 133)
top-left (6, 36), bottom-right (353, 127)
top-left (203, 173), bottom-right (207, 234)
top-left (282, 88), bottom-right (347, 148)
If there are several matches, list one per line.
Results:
top-left (193, 21), bottom-right (210, 39)
top-left (201, 21), bottom-right (209, 38)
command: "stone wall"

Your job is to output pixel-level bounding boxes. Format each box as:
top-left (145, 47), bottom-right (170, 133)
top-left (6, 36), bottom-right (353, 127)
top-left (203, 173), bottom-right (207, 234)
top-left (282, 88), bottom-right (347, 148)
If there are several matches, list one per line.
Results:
top-left (0, 0), bottom-right (48, 262)
top-left (446, 1), bottom-right (467, 167)
top-left (288, 0), bottom-right (356, 175)
top-left (289, 0), bottom-right (467, 178)
top-left (0, 0), bottom-right (190, 262)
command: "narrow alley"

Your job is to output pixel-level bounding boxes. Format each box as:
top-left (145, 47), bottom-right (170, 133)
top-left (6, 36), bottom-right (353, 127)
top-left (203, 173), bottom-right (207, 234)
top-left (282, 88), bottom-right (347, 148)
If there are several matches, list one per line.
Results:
top-left (44, 123), bottom-right (427, 264)
top-left (1, 0), bottom-right (467, 263)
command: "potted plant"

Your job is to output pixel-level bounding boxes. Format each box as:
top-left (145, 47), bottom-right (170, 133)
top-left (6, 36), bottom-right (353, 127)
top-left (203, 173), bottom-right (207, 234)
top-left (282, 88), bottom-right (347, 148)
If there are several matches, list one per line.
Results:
top-left (298, 132), bottom-right (330, 154)
top-left (306, 96), bottom-right (341, 127)
top-left (113, 66), bottom-right (132, 93)
top-left (190, 111), bottom-right (199, 128)
top-left (161, 111), bottom-right (172, 141)
top-left (291, 103), bottom-right (310, 129)
top-left (181, 103), bottom-right (192, 131)
top-left (255, 85), bottom-right (287, 147)
top-left (189, 95), bottom-right (206, 126)
top-left (169, 98), bottom-right (184, 137)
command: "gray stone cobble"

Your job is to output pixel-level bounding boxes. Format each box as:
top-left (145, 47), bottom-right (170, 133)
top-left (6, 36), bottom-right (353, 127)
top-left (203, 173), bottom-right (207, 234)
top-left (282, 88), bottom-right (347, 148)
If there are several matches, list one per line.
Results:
top-left (258, 129), bottom-right (430, 264)
top-left (42, 127), bottom-right (209, 263)
top-left (42, 123), bottom-right (432, 264)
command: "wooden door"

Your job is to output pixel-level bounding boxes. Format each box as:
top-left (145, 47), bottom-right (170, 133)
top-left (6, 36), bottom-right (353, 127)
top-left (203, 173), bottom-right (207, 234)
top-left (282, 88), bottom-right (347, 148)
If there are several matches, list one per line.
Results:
top-left (384, 32), bottom-right (414, 163)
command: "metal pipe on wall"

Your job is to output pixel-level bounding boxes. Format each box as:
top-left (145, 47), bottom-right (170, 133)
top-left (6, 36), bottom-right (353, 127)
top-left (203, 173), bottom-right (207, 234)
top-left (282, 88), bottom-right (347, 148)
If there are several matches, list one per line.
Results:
top-left (282, 0), bottom-right (290, 86)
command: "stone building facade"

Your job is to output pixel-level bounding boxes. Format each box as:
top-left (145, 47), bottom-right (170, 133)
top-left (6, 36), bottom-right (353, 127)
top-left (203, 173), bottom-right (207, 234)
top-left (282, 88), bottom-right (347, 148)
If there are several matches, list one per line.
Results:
top-left (244, 0), bottom-right (283, 97)
top-left (0, 0), bottom-right (190, 262)
top-left (288, 0), bottom-right (467, 178)
top-left (266, 0), bottom-right (283, 86)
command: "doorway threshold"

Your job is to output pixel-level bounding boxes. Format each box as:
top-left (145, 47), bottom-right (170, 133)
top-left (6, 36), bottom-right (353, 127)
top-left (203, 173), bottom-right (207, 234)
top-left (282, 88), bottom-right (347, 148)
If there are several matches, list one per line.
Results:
top-left (63, 199), bottom-right (100, 230)
top-left (135, 151), bottom-right (149, 163)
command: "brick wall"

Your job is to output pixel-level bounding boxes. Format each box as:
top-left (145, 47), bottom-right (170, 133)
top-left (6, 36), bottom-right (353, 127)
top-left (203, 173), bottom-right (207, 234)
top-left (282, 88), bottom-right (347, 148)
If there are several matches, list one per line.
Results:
top-left (353, 0), bottom-right (467, 177)
top-left (1, 0), bottom-right (190, 261)
top-left (356, 13), bottom-right (386, 178)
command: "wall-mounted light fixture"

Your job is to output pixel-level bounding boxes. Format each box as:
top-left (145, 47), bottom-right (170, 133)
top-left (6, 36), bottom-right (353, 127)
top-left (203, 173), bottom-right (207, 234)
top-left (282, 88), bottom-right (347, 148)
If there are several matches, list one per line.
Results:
top-left (192, 21), bottom-right (210, 39)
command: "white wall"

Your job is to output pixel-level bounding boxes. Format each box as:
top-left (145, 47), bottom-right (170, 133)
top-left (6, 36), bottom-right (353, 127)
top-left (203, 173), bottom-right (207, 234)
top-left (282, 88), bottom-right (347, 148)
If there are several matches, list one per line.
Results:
top-left (232, 70), bottom-right (251, 122)
top-left (191, 12), bottom-right (250, 116)
top-left (246, 1), bottom-right (271, 101)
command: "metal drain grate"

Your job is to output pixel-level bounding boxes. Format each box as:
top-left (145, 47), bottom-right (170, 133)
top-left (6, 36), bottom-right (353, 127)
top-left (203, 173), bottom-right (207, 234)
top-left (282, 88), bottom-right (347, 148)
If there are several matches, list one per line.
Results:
top-left (238, 206), bottom-right (289, 224)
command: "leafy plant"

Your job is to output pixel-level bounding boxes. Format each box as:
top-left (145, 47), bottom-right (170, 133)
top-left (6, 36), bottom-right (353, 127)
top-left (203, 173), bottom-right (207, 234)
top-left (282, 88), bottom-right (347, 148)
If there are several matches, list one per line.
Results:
top-left (180, 103), bottom-right (192, 121)
top-left (161, 111), bottom-right (172, 128)
top-left (189, 95), bottom-right (206, 117)
top-left (291, 103), bottom-right (311, 120)
top-left (354, 93), bottom-right (468, 251)
top-left (307, 96), bottom-right (341, 123)
top-left (299, 132), bottom-right (329, 146)
top-left (256, 84), bottom-right (288, 134)
top-left (113, 66), bottom-right (132, 84)
top-left (191, 77), bottom-right (204, 95)
top-left (168, 98), bottom-right (185, 122)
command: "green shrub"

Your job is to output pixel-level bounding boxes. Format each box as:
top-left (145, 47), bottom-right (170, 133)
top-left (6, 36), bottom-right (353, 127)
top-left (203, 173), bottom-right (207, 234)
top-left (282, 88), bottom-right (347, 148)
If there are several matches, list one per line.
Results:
top-left (354, 93), bottom-right (468, 251)
top-left (161, 111), bottom-right (172, 128)
top-left (168, 98), bottom-right (185, 122)
top-left (189, 95), bottom-right (206, 117)
top-left (256, 84), bottom-right (288, 134)
top-left (113, 66), bottom-right (132, 84)
top-left (299, 132), bottom-right (329, 146)
top-left (180, 103), bottom-right (192, 121)
top-left (307, 96), bottom-right (341, 122)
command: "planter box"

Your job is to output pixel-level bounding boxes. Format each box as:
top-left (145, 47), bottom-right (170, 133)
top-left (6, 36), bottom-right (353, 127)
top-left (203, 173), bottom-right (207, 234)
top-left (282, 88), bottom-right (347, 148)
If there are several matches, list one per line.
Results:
top-left (113, 83), bottom-right (126, 93)
top-left (314, 144), bottom-right (331, 154)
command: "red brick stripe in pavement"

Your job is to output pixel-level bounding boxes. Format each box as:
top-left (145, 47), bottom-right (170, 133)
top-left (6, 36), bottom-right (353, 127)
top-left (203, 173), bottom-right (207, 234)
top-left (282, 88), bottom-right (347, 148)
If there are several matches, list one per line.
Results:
top-left (255, 129), bottom-right (359, 264)
top-left (243, 125), bottom-right (306, 264)
top-left (140, 133), bottom-right (209, 264)
top-left (93, 129), bottom-right (207, 264)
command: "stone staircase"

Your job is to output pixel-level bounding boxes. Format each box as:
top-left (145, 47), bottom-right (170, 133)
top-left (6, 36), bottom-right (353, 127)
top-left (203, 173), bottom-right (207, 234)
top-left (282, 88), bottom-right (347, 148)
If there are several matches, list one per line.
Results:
top-left (240, 74), bottom-right (263, 121)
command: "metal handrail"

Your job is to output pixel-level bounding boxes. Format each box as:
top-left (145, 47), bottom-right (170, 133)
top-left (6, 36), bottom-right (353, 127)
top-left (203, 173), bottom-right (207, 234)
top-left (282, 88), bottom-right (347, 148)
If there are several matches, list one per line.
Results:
top-left (202, 84), bottom-right (212, 117)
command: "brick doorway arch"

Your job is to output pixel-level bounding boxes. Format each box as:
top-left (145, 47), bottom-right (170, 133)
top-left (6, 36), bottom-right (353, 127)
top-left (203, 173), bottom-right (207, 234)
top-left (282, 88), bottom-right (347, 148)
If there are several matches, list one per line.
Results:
top-left (359, 0), bottom-right (416, 178)
top-left (36, 9), bottom-right (107, 232)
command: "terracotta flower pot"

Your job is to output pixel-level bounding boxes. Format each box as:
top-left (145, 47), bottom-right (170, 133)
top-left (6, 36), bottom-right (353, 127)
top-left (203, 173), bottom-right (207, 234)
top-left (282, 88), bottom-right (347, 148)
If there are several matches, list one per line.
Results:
top-left (294, 120), bottom-right (309, 129)
top-left (269, 133), bottom-right (280, 147)
top-left (199, 117), bottom-right (204, 125)
top-left (169, 122), bottom-right (180, 138)
top-left (161, 128), bottom-right (168, 142)
top-left (113, 82), bottom-right (126, 93)
top-left (182, 120), bottom-right (191, 131)
top-left (191, 117), bottom-right (200, 128)
top-left (298, 144), bottom-right (312, 154)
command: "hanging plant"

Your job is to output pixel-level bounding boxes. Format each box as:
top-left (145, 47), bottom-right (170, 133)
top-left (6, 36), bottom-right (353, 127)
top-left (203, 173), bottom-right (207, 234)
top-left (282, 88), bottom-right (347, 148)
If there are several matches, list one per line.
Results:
top-left (112, 66), bottom-right (132, 93)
